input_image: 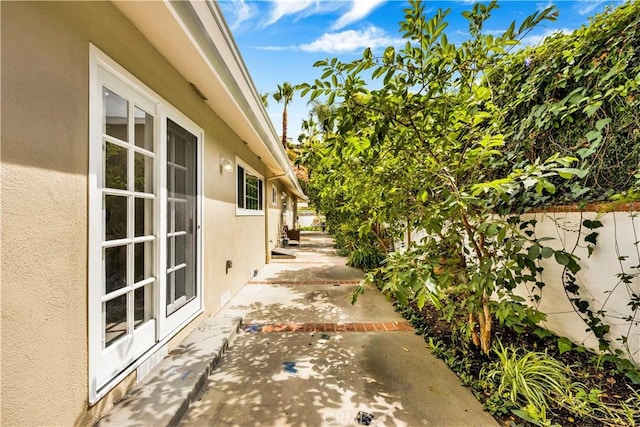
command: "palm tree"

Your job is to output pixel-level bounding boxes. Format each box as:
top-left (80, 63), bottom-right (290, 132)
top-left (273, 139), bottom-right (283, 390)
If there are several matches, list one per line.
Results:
top-left (299, 116), bottom-right (318, 143)
top-left (272, 82), bottom-right (294, 148)
top-left (309, 101), bottom-right (335, 138)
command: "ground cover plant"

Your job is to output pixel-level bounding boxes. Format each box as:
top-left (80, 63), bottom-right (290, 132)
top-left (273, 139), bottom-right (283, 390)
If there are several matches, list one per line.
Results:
top-left (400, 299), bottom-right (640, 426)
top-left (297, 0), bottom-right (640, 424)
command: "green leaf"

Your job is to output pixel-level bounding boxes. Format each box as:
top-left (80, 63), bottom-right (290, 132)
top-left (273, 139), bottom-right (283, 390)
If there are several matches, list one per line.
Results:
top-left (328, 91), bottom-right (336, 105)
top-left (416, 290), bottom-right (426, 309)
top-left (497, 226), bottom-right (507, 243)
top-left (558, 337), bottom-right (573, 354)
top-left (555, 251), bottom-right (570, 266)
top-left (541, 247), bottom-right (554, 259)
top-left (583, 101), bottom-right (602, 117)
top-left (595, 118), bottom-right (611, 131)
top-left (583, 219), bottom-right (603, 229)
top-left (584, 232), bottom-right (598, 245)
top-left (555, 167), bottom-right (587, 179)
top-left (321, 69), bottom-right (333, 79)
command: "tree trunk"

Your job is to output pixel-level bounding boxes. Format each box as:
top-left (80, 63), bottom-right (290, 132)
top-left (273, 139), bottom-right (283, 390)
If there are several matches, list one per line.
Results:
top-left (475, 294), bottom-right (492, 355)
top-left (469, 313), bottom-right (480, 347)
top-left (282, 105), bottom-right (288, 148)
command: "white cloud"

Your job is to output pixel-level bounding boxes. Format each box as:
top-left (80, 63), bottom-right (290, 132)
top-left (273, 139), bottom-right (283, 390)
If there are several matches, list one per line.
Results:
top-left (576, 0), bottom-right (607, 16)
top-left (333, 0), bottom-right (386, 30)
top-left (221, 0), bottom-right (258, 30)
top-left (264, 0), bottom-right (318, 27)
top-left (520, 27), bottom-right (572, 46)
top-left (299, 26), bottom-right (403, 54)
top-left (255, 45), bottom-right (298, 52)
top-left (536, 1), bottom-right (555, 11)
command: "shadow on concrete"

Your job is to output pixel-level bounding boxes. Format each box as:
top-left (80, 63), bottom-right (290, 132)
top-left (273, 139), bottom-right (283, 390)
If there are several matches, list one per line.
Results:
top-left (181, 331), bottom-right (415, 427)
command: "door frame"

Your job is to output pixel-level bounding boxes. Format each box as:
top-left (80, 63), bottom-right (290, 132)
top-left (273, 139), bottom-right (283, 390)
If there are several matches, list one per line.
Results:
top-left (157, 106), bottom-right (204, 340)
top-left (88, 45), bottom-right (204, 403)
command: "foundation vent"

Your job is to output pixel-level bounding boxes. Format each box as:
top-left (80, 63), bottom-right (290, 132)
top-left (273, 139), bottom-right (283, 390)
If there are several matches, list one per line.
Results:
top-left (136, 345), bottom-right (168, 384)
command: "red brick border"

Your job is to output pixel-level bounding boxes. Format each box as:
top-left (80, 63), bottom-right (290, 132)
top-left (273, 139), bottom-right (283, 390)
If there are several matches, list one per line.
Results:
top-left (248, 280), bottom-right (362, 285)
top-left (243, 321), bottom-right (413, 333)
top-left (527, 201), bottom-right (640, 214)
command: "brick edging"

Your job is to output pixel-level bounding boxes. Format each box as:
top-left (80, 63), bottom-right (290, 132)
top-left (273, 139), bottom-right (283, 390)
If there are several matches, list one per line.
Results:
top-left (242, 321), bottom-right (413, 333)
top-left (248, 280), bottom-right (362, 285)
top-left (527, 201), bottom-right (640, 214)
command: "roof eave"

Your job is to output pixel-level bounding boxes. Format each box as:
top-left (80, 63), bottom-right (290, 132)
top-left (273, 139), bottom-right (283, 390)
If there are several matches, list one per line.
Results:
top-left (113, 0), bottom-right (306, 199)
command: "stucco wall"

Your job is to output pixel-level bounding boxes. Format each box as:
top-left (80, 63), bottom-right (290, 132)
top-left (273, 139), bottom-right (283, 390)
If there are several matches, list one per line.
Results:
top-left (2, 2), bottom-right (92, 424)
top-left (519, 211), bottom-right (640, 364)
top-left (2, 2), bottom-right (268, 425)
top-left (397, 211), bottom-right (640, 364)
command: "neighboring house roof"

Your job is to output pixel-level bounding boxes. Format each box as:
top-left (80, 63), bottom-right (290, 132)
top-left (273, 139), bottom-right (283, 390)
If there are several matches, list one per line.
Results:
top-left (114, 0), bottom-right (306, 200)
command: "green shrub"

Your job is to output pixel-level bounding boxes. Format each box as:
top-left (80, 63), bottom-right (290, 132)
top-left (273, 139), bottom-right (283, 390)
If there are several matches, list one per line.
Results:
top-left (347, 245), bottom-right (385, 270)
top-left (483, 340), bottom-right (640, 426)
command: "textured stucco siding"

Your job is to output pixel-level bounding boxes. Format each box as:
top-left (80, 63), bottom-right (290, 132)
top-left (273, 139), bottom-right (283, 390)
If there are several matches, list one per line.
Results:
top-left (1, 2), bottom-right (268, 425)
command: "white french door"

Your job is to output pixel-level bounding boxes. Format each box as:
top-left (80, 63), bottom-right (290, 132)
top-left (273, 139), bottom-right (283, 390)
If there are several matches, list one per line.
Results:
top-left (89, 47), bottom-right (203, 401)
top-left (158, 117), bottom-right (202, 337)
top-left (90, 70), bottom-right (158, 391)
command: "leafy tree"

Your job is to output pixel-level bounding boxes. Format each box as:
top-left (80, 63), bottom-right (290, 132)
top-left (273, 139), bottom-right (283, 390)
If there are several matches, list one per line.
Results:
top-left (300, 0), bottom-right (585, 354)
top-left (260, 91), bottom-right (270, 108)
top-left (488, 1), bottom-right (640, 208)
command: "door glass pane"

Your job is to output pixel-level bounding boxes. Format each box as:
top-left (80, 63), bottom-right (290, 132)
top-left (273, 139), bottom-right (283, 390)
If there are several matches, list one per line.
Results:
top-left (175, 168), bottom-right (186, 197)
top-left (166, 119), bottom-right (197, 314)
top-left (175, 136), bottom-right (186, 166)
top-left (135, 153), bottom-right (154, 193)
top-left (105, 245), bottom-right (127, 294)
top-left (167, 201), bottom-right (174, 233)
top-left (175, 267), bottom-right (186, 300)
top-left (134, 198), bottom-right (153, 237)
top-left (175, 201), bottom-right (186, 233)
top-left (134, 107), bottom-right (153, 152)
top-left (105, 294), bottom-right (127, 347)
top-left (105, 142), bottom-right (128, 190)
top-left (166, 271), bottom-right (173, 306)
top-left (105, 195), bottom-right (128, 240)
top-left (134, 241), bottom-right (153, 283)
top-left (134, 284), bottom-right (154, 329)
top-left (103, 88), bottom-right (129, 142)
top-left (175, 234), bottom-right (186, 266)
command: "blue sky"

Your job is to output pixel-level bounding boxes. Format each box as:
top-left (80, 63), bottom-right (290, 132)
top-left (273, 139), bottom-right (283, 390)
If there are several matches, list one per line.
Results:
top-left (218, 0), bottom-right (622, 141)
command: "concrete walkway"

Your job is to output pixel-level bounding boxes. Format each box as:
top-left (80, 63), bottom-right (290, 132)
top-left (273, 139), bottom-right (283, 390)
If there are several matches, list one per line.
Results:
top-left (181, 232), bottom-right (498, 427)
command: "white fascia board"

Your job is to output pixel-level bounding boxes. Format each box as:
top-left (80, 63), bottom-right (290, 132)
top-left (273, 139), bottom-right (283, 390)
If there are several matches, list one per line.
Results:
top-left (193, 2), bottom-right (307, 200)
top-left (190, 2), bottom-right (305, 199)
top-left (112, 0), bottom-right (305, 199)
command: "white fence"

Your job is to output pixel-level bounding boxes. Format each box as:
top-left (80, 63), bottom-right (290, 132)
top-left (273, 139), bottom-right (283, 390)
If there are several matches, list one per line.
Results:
top-left (521, 209), bottom-right (639, 364)
top-left (398, 209), bottom-right (640, 364)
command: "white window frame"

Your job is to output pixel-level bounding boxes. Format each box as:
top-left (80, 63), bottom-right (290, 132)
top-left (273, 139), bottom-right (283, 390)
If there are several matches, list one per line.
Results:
top-left (88, 45), bottom-right (203, 403)
top-left (157, 106), bottom-right (204, 339)
top-left (235, 157), bottom-right (264, 216)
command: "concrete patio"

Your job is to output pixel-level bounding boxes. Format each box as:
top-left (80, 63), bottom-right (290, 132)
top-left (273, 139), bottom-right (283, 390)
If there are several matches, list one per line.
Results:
top-left (180, 231), bottom-right (498, 426)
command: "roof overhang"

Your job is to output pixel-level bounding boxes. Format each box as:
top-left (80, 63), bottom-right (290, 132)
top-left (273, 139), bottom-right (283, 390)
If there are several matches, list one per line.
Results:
top-left (113, 0), bottom-right (306, 199)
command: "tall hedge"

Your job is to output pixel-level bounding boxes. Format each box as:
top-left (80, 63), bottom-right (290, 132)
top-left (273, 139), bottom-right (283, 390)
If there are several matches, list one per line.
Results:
top-left (490, 2), bottom-right (640, 209)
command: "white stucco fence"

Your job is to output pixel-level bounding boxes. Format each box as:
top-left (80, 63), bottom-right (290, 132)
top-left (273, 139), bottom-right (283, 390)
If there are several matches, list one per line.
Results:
top-left (398, 209), bottom-right (640, 364)
top-left (521, 209), bottom-right (640, 364)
